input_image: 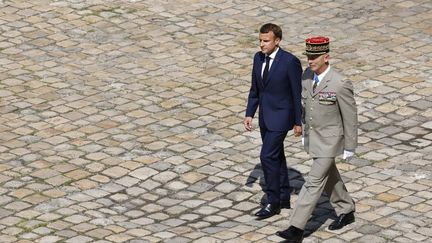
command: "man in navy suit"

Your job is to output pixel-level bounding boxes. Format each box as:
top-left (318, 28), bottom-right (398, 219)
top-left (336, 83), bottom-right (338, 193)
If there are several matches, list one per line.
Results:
top-left (244, 23), bottom-right (303, 219)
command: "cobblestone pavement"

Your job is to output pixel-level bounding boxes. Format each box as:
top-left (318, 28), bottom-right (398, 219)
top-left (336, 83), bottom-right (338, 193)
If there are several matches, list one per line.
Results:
top-left (0, 0), bottom-right (431, 242)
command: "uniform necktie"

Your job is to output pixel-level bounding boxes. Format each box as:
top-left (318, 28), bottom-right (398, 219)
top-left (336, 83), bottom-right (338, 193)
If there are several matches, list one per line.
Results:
top-left (313, 75), bottom-right (319, 92)
top-left (262, 55), bottom-right (271, 84)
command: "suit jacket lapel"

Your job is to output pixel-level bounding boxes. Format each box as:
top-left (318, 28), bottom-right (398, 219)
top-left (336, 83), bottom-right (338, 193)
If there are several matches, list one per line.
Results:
top-left (255, 53), bottom-right (265, 88)
top-left (265, 49), bottom-right (282, 86)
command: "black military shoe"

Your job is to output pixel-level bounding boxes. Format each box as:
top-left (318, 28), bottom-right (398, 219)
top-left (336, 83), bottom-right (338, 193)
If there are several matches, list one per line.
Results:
top-left (276, 226), bottom-right (304, 242)
top-left (328, 211), bottom-right (355, 230)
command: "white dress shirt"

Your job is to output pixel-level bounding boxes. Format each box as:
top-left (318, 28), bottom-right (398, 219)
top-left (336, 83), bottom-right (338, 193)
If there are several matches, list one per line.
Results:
top-left (313, 65), bottom-right (331, 85)
top-left (261, 47), bottom-right (279, 77)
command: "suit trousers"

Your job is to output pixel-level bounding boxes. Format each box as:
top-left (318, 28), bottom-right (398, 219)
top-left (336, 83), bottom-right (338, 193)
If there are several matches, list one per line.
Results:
top-left (289, 157), bottom-right (355, 230)
top-left (259, 126), bottom-right (290, 205)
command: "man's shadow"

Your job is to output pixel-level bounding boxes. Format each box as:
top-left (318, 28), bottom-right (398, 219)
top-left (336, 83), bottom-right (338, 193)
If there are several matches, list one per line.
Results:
top-left (246, 163), bottom-right (304, 198)
top-left (246, 163), bottom-right (340, 240)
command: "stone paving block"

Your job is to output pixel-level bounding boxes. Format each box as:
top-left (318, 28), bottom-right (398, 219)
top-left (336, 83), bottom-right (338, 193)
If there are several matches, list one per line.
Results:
top-left (0, 0), bottom-right (431, 242)
top-left (64, 214), bottom-right (91, 224)
top-left (376, 192), bottom-right (401, 203)
top-left (38, 235), bottom-right (63, 243)
top-left (44, 174), bottom-right (71, 187)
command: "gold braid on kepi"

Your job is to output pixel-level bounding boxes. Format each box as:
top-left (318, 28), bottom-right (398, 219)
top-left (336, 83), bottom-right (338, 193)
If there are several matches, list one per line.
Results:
top-left (303, 36), bottom-right (330, 55)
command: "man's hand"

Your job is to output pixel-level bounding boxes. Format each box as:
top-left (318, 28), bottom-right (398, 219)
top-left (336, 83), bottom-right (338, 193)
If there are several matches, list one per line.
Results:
top-left (244, 117), bottom-right (253, 131)
top-left (293, 125), bottom-right (302, 137)
top-left (343, 150), bottom-right (355, 162)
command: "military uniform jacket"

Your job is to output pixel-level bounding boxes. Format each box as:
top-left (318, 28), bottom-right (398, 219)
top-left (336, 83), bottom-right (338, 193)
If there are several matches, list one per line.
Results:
top-left (301, 67), bottom-right (358, 157)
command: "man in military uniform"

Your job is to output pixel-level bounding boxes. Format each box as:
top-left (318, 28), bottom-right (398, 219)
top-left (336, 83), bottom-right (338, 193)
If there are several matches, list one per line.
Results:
top-left (276, 36), bottom-right (357, 242)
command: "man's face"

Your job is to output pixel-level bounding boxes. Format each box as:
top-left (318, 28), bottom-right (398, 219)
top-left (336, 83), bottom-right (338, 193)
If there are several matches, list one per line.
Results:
top-left (307, 53), bottom-right (329, 74)
top-left (259, 31), bottom-right (280, 55)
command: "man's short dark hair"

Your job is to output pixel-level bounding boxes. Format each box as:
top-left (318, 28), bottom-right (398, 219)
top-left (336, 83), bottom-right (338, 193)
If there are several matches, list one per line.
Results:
top-left (260, 23), bottom-right (282, 40)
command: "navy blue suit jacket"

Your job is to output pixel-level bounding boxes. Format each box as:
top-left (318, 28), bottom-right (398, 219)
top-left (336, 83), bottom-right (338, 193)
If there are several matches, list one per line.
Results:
top-left (245, 48), bottom-right (302, 131)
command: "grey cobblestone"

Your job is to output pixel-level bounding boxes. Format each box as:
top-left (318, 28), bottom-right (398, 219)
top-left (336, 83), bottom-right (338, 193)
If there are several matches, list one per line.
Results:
top-left (0, 0), bottom-right (430, 242)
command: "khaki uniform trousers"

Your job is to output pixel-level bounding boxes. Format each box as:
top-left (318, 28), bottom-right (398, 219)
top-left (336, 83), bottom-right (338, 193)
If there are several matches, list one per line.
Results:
top-left (289, 157), bottom-right (355, 229)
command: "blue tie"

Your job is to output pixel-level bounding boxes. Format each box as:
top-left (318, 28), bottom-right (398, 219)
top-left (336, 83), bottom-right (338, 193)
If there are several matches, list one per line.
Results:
top-left (313, 75), bottom-right (319, 92)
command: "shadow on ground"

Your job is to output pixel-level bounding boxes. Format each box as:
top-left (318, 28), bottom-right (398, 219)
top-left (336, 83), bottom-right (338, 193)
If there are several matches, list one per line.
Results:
top-left (246, 163), bottom-right (343, 241)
